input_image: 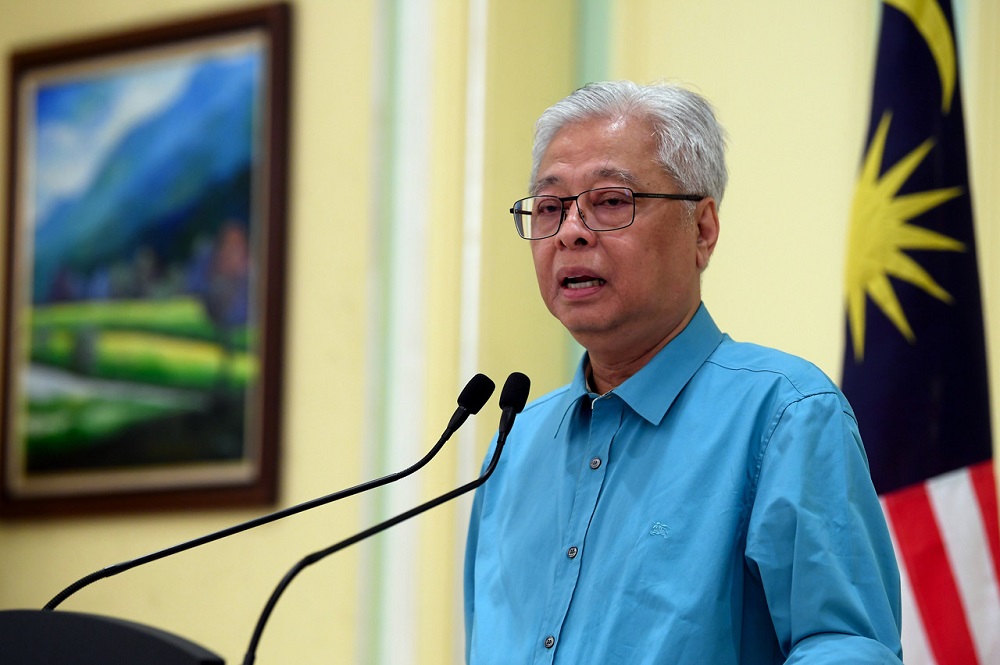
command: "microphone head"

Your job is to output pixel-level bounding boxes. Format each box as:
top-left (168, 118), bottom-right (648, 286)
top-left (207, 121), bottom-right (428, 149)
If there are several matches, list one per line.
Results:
top-left (499, 372), bottom-right (531, 413)
top-left (458, 373), bottom-right (495, 414)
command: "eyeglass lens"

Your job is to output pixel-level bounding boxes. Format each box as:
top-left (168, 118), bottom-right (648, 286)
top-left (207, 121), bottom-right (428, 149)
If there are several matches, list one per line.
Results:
top-left (516, 188), bottom-right (635, 239)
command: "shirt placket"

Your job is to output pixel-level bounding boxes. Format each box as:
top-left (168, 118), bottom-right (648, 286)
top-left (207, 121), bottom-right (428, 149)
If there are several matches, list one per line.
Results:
top-left (533, 394), bottom-right (623, 663)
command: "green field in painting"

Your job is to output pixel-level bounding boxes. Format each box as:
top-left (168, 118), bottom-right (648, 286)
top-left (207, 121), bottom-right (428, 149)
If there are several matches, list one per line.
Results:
top-left (22, 297), bottom-right (256, 468)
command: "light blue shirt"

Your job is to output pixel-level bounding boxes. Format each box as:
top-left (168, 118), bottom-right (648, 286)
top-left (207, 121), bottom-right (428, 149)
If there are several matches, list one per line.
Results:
top-left (464, 305), bottom-right (902, 664)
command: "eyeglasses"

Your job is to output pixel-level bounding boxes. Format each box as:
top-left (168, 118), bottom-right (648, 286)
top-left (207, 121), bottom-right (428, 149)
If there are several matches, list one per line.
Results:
top-left (509, 187), bottom-right (705, 240)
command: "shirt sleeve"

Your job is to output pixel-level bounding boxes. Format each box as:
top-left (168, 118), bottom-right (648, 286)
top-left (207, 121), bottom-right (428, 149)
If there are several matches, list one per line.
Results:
top-left (463, 483), bottom-right (484, 663)
top-left (744, 391), bottom-right (904, 663)
top-left (465, 432), bottom-right (501, 664)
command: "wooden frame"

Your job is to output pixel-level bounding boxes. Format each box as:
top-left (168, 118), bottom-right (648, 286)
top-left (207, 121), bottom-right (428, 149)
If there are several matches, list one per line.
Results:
top-left (1, 4), bottom-right (290, 517)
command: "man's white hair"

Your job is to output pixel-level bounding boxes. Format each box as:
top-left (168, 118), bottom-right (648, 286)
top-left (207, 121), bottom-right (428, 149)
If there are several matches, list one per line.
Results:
top-left (530, 80), bottom-right (729, 207)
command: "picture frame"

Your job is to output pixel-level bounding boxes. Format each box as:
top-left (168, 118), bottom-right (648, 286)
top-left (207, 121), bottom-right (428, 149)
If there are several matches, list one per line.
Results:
top-left (1, 4), bottom-right (290, 517)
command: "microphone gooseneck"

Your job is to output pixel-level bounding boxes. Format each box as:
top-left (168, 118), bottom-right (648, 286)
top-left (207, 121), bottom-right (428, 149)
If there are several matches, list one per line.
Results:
top-left (43, 373), bottom-right (495, 611)
top-left (241, 372), bottom-right (530, 665)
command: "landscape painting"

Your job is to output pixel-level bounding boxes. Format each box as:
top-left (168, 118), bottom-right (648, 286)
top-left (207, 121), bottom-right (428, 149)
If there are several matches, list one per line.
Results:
top-left (1, 5), bottom-right (289, 516)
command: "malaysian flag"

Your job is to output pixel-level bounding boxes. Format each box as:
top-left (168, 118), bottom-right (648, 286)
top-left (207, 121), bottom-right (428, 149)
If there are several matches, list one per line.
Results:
top-left (841, 1), bottom-right (999, 663)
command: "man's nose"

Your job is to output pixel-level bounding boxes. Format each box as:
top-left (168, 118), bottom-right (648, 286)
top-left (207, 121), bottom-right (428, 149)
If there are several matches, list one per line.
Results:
top-left (556, 200), bottom-right (595, 245)
top-left (562, 200), bottom-right (588, 229)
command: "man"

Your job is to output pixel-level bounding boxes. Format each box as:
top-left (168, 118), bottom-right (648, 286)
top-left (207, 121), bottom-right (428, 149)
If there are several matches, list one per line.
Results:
top-left (464, 81), bottom-right (903, 664)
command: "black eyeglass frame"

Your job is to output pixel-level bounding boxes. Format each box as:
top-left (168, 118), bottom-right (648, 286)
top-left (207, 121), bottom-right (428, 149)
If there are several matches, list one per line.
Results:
top-left (509, 187), bottom-right (706, 240)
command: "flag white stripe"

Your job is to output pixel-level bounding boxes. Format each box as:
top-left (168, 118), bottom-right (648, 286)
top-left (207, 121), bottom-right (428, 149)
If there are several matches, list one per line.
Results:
top-left (882, 497), bottom-right (937, 665)
top-left (927, 467), bottom-right (1000, 664)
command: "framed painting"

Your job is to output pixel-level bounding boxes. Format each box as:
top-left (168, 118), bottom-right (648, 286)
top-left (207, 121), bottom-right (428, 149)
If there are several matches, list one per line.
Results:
top-left (1, 4), bottom-right (290, 516)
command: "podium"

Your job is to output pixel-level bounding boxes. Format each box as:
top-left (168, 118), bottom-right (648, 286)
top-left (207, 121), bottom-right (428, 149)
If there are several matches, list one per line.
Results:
top-left (0, 609), bottom-right (224, 664)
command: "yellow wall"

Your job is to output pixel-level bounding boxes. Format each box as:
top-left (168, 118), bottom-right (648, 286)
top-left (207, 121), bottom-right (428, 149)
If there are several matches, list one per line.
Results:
top-left (0, 1), bottom-right (379, 663)
top-left (0, 2), bottom-right (997, 664)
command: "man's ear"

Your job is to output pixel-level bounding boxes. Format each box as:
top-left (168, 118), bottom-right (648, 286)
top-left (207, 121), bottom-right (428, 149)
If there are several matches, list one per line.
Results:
top-left (694, 198), bottom-right (720, 271)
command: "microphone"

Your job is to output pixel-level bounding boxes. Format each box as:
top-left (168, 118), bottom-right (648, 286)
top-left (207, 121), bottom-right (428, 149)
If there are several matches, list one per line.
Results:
top-left (43, 373), bottom-right (496, 611)
top-left (444, 372), bottom-right (497, 436)
top-left (496, 370), bottom-right (530, 444)
top-left (241, 372), bottom-right (530, 665)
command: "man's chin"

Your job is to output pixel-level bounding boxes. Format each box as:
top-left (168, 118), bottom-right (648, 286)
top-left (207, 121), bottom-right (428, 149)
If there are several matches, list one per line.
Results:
top-left (558, 316), bottom-right (617, 345)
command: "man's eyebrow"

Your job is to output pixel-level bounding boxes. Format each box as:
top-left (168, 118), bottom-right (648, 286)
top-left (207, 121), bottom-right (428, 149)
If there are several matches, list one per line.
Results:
top-left (531, 175), bottom-right (560, 195)
top-left (594, 167), bottom-right (641, 188)
top-left (531, 168), bottom-right (642, 195)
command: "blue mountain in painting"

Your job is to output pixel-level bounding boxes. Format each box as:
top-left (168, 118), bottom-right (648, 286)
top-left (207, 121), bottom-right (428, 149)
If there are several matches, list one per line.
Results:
top-left (32, 54), bottom-right (261, 303)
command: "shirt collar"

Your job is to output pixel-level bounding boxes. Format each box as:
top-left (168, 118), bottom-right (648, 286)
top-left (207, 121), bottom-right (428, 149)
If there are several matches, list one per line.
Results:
top-left (562, 303), bottom-right (724, 426)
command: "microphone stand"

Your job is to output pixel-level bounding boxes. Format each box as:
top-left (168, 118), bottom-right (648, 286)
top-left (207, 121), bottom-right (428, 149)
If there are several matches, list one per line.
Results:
top-left (44, 375), bottom-right (495, 611)
top-left (241, 422), bottom-right (514, 665)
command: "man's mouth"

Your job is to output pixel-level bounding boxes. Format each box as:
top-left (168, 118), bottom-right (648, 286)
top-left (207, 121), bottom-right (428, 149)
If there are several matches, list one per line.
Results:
top-left (562, 276), bottom-right (606, 290)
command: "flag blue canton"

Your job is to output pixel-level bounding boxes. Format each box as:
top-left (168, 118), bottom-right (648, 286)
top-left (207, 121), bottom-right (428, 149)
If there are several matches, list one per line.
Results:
top-left (840, 0), bottom-right (992, 496)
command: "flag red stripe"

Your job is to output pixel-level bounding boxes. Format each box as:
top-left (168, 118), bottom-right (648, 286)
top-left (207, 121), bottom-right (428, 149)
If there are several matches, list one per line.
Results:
top-left (884, 483), bottom-right (979, 665)
top-left (969, 460), bottom-right (1000, 589)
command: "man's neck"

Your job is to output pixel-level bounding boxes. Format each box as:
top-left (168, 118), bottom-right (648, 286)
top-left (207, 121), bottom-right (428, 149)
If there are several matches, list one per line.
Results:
top-left (583, 306), bottom-right (700, 395)
top-left (587, 345), bottom-right (665, 395)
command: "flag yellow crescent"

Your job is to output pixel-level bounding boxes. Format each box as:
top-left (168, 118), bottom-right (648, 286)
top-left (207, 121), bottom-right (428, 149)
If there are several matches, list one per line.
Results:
top-left (884, 0), bottom-right (956, 112)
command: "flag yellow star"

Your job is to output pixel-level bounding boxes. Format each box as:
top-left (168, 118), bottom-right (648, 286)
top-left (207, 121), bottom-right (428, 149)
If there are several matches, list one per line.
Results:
top-left (844, 111), bottom-right (964, 361)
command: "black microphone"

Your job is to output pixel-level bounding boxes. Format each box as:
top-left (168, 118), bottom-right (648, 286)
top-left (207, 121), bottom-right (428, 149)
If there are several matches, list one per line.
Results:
top-left (43, 373), bottom-right (496, 611)
top-left (496, 371), bottom-right (530, 443)
top-left (241, 372), bottom-right (530, 665)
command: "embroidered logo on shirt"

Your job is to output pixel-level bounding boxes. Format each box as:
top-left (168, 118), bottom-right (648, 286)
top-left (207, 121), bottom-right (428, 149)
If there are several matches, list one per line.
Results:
top-left (649, 521), bottom-right (670, 539)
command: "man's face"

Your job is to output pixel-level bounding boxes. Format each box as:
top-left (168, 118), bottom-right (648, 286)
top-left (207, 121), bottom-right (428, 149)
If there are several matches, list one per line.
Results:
top-left (529, 115), bottom-right (719, 356)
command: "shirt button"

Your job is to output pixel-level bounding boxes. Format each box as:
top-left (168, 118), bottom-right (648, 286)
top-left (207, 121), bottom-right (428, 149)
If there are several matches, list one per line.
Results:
top-left (589, 457), bottom-right (602, 470)
top-left (567, 546), bottom-right (578, 559)
top-left (544, 636), bottom-right (555, 649)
